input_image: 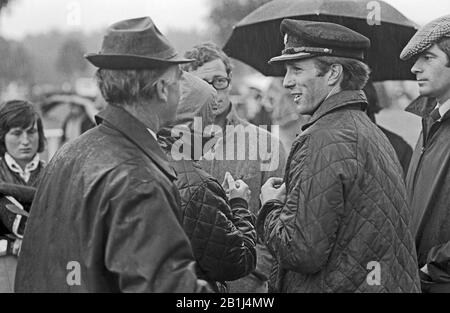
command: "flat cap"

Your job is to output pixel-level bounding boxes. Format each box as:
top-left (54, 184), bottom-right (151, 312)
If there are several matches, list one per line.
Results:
top-left (269, 19), bottom-right (370, 64)
top-left (400, 15), bottom-right (450, 60)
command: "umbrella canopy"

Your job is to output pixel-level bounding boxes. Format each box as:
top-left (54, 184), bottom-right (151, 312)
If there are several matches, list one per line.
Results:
top-left (223, 0), bottom-right (419, 81)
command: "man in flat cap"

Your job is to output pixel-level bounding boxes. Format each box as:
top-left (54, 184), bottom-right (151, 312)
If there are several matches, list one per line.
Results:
top-left (15, 17), bottom-right (209, 292)
top-left (400, 15), bottom-right (450, 293)
top-left (257, 19), bottom-right (421, 292)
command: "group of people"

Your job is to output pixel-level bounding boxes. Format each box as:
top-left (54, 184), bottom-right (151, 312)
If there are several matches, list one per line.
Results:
top-left (0, 13), bottom-right (449, 293)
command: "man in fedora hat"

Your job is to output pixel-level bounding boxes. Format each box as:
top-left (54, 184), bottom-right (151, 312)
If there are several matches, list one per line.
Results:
top-left (257, 19), bottom-right (420, 292)
top-left (14, 16), bottom-right (209, 292)
top-left (400, 15), bottom-right (450, 293)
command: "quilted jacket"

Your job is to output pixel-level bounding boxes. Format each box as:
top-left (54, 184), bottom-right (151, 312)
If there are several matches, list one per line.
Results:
top-left (258, 90), bottom-right (421, 293)
top-left (158, 72), bottom-right (256, 290)
top-left (164, 153), bottom-right (257, 286)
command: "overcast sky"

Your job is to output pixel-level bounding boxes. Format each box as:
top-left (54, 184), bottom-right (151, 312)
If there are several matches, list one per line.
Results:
top-left (0, 0), bottom-right (449, 40)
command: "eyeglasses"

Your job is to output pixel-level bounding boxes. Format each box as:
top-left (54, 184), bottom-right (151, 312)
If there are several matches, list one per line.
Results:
top-left (203, 76), bottom-right (231, 90)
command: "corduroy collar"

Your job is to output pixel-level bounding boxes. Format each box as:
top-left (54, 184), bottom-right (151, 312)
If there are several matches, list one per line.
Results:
top-left (406, 96), bottom-right (450, 123)
top-left (302, 90), bottom-right (368, 131)
top-left (96, 105), bottom-right (176, 181)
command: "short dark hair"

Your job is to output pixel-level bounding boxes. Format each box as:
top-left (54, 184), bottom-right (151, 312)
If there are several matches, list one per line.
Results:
top-left (181, 42), bottom-right (233, 76)
top-left (313, 56), bottom-right (371, 91)
top-left (437, 37), bottom-right (450, 67)
top-left (0, 100), bottom-right (46, 155)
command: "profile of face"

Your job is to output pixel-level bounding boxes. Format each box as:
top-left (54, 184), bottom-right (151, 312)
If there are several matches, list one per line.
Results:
top-left (190, 59), bottom-right (231, 116)
top-left (411, 44), bottom-right (450, 102)
top-left (283, 58), bottom-right (332, 115)
top-left (4, 123), bottom-right (39, 164)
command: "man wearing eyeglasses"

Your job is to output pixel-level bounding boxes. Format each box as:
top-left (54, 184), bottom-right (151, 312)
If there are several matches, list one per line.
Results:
top-left (182, 42), bottom-right (287, 293)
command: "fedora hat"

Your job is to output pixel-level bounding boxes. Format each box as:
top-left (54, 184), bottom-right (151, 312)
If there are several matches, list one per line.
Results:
top-left (85, 16), bottom-right (193, 69)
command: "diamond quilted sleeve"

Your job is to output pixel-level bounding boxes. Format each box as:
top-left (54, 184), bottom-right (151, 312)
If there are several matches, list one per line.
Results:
top-left (263, 133), bottom-right (355, 274)
top-left (184, 178), bottom-right (257, 282)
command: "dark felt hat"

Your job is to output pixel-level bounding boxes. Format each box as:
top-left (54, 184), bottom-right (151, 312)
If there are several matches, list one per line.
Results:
top-left (269, 19), bottom-right (371, 64)
top-left (85, 16), bottom-right (193, 70)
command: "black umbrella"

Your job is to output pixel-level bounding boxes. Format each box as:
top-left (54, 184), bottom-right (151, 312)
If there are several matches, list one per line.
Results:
top-left (223, 0), bottom-right (419, 81)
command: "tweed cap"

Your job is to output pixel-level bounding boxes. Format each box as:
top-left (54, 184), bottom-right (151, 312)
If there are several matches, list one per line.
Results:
top-left (400, 15), bottom-right (450, 60)
top-left (269, 19), bottom-right (370, 64)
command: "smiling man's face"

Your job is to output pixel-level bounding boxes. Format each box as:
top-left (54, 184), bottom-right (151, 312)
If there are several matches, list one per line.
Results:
top-left (283, 58), bottom-right (331, 116)
top-left (411, 44), bottom-right (450, 103)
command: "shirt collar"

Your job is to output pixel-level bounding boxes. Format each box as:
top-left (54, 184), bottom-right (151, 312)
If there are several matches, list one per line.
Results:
top-left (147, 128), bottom-right (157, 140)
top-left (4, 152), bottom-right (40, 183)
top-left (437, 98), bottom-right (450, 121)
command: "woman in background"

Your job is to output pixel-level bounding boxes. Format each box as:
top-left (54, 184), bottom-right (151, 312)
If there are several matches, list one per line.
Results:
top-left (0, 100), bottom-right (46, 292)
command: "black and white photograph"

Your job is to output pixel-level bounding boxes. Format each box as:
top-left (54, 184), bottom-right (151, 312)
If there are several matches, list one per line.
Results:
top-left (0, 0), bottom-right (449, 302)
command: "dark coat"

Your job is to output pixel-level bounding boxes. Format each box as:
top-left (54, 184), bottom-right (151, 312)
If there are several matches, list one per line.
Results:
top-left (15, 105), bottom-right (208, 293)
top-left (405, 96), bottom-right (450, 292)
top-left (0, 158), bottom-right (43, 240)
top-left (258, 91), bottom-right (421, 293)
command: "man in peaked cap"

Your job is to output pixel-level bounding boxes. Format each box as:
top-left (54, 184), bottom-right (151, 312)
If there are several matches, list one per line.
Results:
top-left (15, 17), bottom-right (210, 292)
top-left (257, 19), bottom-right (420, 292)
top-left (400, 15), bottom-right (450, 293)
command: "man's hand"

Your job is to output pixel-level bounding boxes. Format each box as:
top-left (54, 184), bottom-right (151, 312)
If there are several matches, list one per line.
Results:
top-left (260, 177), bottom-right (286, 207)
top-left (222, 172), bottom-right (251, 202)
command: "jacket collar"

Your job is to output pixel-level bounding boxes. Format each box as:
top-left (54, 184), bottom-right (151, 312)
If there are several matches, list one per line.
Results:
top-left (405, 96), bottom-right (450, 122)
top-left (406, 96), bottom-right (435, 118)
top-left (4, 152), bottom-right (40, 183)
top-left (95, 105), bottom-right (177, 181)
top-left (302, 90), bottom-right (368, 131)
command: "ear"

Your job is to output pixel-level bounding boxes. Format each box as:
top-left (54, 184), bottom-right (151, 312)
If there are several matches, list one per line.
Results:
top-left (155, 79), bottom-right (169, 103)
top-left (327, 64), bottom-right (343, 86)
